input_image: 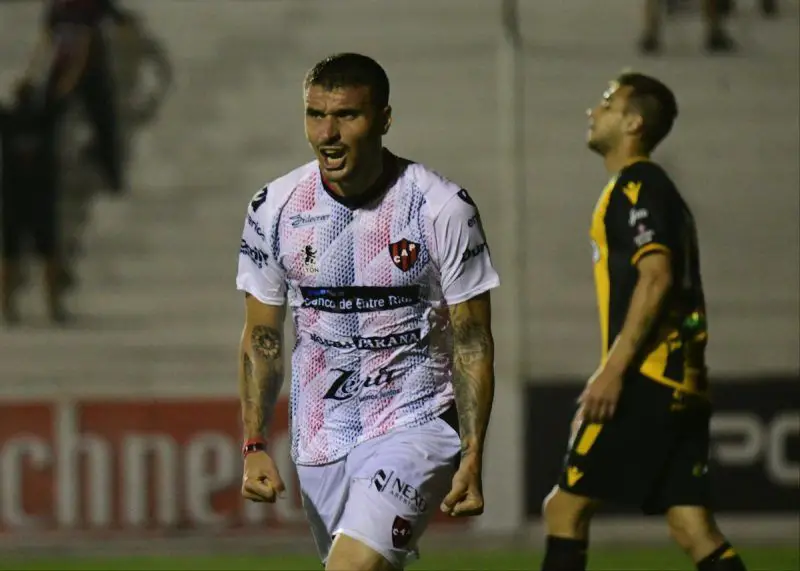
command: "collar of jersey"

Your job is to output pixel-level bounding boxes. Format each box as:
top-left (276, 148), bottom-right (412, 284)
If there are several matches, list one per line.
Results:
top-left (320, 148), bottom-right (400, 210)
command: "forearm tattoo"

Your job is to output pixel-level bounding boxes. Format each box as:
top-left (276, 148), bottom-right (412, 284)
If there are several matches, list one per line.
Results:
top-left (450, 299), bottom-right (495, 458)
top-left (241, 325), bottom-right (284, 440)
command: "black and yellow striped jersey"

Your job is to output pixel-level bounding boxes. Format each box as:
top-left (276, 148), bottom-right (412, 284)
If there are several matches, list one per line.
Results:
top-left (590, 160), bottom-right (708, 396)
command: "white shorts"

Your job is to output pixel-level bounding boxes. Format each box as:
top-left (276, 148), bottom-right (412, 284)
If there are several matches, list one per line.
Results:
top-left (297, 414), bottom-right (461, 569)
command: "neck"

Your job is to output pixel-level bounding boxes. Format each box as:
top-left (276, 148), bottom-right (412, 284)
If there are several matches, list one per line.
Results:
top-left (603, 142), bottom-right (649, 175)
top-left (325, 148), bottom-right (385, 198)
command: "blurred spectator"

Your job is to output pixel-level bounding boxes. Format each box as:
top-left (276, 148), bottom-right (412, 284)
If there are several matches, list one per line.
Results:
top-left (641, 0), bottom-right (736, 54)
top-left (0, 81), bottom-right (66, 325)
top-left (716, 0), bottom-right (780, 17)
top-left (761, 0), bottom-right (778, 16)
top-left (23, 0), bottom-right (137, 194)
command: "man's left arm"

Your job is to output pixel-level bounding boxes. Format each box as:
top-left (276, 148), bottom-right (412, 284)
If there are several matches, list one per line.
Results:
top-left (449, 292), bottom-right (495, 463)
top-left (581, 172), bottom-right (679, 421)
top-left (603, 253), bottom-right (672, 376)
top-left (607, 172), bottom-right (680, 373)
top-left (432, 188), bottom-right (500, 516)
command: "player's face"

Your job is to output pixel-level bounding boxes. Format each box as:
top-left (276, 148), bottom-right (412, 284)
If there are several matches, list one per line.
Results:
top-left (304, 84), bottom-right (391, 185)
top-left (586, 82), bottom-right (632, 155)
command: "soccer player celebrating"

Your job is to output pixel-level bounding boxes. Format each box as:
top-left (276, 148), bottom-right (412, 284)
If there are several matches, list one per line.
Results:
top-left (236, 53), bottom-right (499, 571)
top-left (539, 72), bottom-right (748, 571)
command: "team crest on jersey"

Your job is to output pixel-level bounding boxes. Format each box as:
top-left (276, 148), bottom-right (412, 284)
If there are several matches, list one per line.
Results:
top-left (389, 239), bottom-right (420, 272)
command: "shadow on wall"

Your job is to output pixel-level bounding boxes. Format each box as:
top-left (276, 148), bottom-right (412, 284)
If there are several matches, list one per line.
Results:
top-left (59, 9), bottom-right (173, 287)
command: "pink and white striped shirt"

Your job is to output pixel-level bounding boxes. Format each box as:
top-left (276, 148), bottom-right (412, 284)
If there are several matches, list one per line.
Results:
top-left (236, 152), bottom-right (499, 466)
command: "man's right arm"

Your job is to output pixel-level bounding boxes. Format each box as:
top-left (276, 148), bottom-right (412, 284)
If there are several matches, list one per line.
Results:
top-left (239, 293), bottom-right (286, 443)
top-left (237, 183), bottom-right (289, 503)
top-left (236, 184), bottom-right (287, 444)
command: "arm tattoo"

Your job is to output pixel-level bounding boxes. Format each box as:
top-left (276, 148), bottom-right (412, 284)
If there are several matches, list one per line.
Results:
top-left (450, 296), bottom-right (495, 459)
top-left (252, 325), bottom-right (281, 361)
top-left (240, 325), bottom-right (284, 440)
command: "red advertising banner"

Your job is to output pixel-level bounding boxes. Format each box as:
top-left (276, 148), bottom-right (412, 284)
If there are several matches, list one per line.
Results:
top-left (0, 398), bottom-right (297, 534)
top-left (0, 398), bottom-right (463, 535)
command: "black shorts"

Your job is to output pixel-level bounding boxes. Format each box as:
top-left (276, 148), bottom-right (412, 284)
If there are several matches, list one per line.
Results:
top-left (557, 373), bottom-right (712, 514)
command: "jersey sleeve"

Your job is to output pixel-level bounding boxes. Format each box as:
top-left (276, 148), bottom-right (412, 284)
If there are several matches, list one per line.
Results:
top-left (433, 189), bottom-right (500, 305)
top-left (608, 168), bottom-right (680, 266)
top-left (235, 186), bottom-right (287, 305)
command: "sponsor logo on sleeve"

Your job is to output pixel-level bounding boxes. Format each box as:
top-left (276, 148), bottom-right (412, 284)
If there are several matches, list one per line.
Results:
top-left (628, 207), bottom-right (649, 227)
top-left (247, 214), bottom-right (265, 240)
top-left (250, 186), bottom-right (268, 212)
top-left (240, 239), bottom-right (269, 268)
top-left (633, 224), bottom-right (655, 247)
top-left (457, 188), bottom-right (476, 207)
top-left (461, 242), bottom-right (489, 263)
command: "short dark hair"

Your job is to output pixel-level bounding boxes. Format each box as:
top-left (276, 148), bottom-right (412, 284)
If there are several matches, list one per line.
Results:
top-left (304, 53), bottom-right (390, 109)
top-left (617, 72), bottom-right (678, 152)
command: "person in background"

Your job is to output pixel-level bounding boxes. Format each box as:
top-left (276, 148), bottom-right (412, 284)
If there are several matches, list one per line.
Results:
top-left (23, 0), bottom-right (136, 194)
top-left (539, 72), bottom-right (748, 571)
top-left (640, 0), bottom-right (736, 54)
top-left (0, 81), bottom-right (67, 325)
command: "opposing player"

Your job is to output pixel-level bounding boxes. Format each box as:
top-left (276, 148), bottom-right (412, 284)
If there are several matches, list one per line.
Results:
top-left (236, 53), bottom-right (499, 571)
top-left (540, 73), bottom-right (748, 571)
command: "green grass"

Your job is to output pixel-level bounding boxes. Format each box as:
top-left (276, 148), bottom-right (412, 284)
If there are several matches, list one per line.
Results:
top-left (1, 546), bottom-right (797, 570)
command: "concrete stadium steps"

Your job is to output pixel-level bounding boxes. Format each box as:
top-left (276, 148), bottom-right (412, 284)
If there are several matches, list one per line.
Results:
top-left (1, 0), bottom-right (797, 393)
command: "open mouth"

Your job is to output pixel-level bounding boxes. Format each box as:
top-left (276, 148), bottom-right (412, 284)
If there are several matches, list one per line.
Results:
top-left (319, 147), bottom-right (347, 171)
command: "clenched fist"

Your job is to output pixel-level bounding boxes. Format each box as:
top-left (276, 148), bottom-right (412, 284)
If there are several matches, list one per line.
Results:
top-left (242, 451), bottom-right (286, 503)
top-left (440, 456), bottom-right (484, 517)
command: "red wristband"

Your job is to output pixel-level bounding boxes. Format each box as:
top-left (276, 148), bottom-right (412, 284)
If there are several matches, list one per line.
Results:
top-left (242, 438), bottom-right (268, 458)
